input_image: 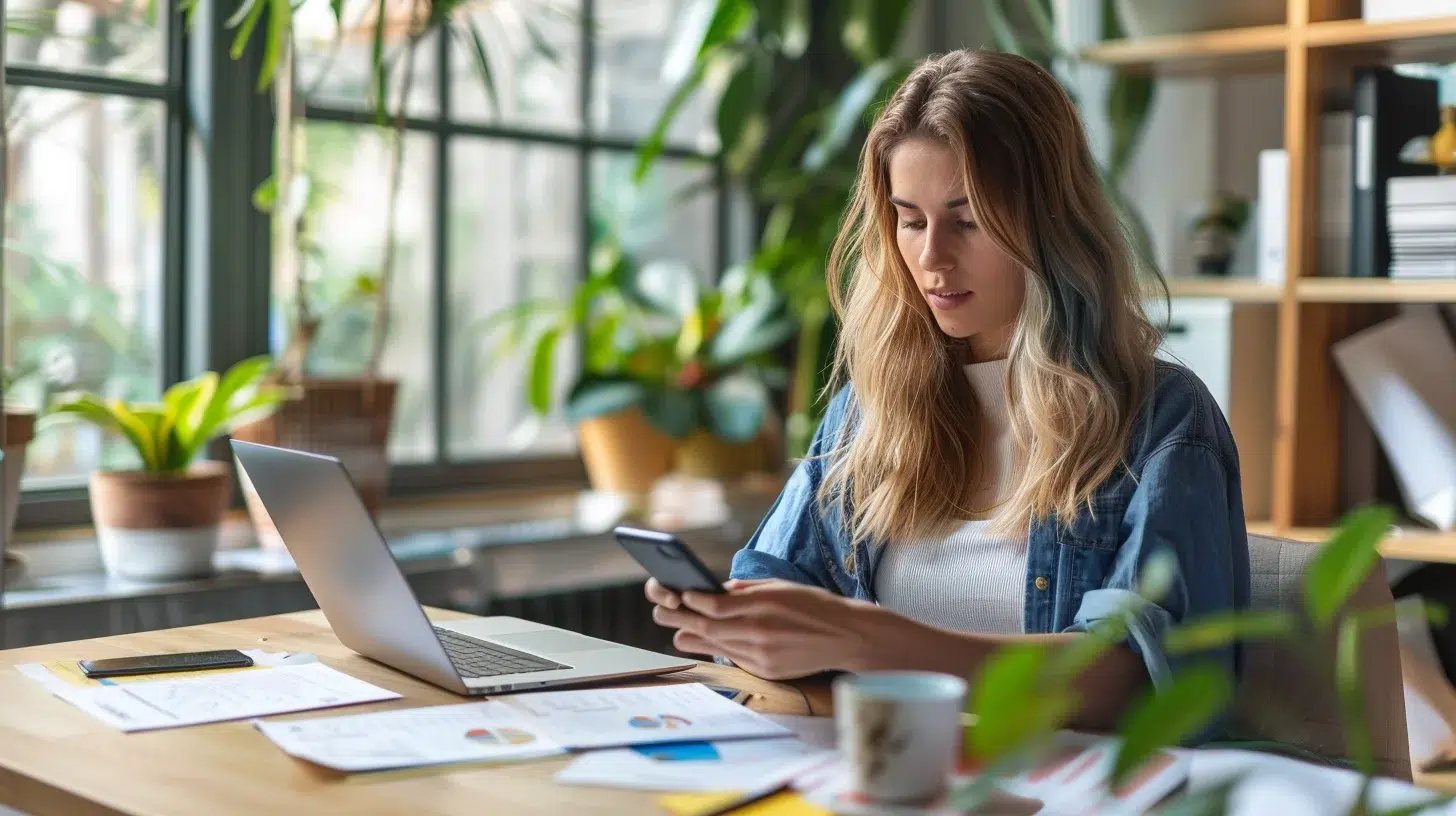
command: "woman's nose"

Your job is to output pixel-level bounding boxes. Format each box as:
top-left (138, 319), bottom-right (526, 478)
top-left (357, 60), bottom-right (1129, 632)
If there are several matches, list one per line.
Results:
top-left (919, 226), bottom-right (956, 272)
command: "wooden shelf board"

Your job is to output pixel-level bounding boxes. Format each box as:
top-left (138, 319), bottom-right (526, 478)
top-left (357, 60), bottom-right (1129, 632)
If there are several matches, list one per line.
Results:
top-left (1296, 278), bottom-right (1456, 303)
top-left (1307, 15), bottom-right (1456, 48)
top-left (1163, 278), bottom-right (1283, 302)
top-left (1084, 16), bottom-right (1456, 73)
top-left (1081, 25), bottom-right (1288, 73)
top-left (1248, 522), bottom-right (1456, 563)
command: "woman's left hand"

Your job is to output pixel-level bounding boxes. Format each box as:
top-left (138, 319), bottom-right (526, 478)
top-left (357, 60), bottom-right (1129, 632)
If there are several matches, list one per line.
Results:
top-left (652, 579), bottom-right (878, 680)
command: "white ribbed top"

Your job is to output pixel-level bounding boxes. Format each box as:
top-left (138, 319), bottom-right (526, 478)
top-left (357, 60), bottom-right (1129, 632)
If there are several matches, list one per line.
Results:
top-left (873, 358), bottom-right (1029, 635)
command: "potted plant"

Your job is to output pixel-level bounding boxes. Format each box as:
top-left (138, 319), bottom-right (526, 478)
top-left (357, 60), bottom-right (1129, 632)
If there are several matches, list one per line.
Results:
top-left (1189, 192), bottom-right (1252, 277)
top-left (1, 367), bottom-right (37, 586)
top-left (482, 229), bottom-right (794, 494)
top-left (45, 356), bottom-right (288, 582)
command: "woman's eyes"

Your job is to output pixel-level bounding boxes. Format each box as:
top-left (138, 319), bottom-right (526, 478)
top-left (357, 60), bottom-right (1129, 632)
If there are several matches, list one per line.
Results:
top-left (897, 220), bottom-right (977, 232)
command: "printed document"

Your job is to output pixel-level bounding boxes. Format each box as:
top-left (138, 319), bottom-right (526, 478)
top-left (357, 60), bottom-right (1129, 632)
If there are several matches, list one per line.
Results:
top-left (494, 682), bottom-right (791, 749)
top-left (557, 736), bottom-right (835, 792)
top-left (47, 662), bottom-right (399, 732)
top-left (255, 701), bottom-right (566, 772)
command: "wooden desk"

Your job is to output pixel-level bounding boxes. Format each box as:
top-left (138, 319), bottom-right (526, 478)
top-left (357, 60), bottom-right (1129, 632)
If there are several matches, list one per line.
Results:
top-left (0, 608), bottom-right (833, 815)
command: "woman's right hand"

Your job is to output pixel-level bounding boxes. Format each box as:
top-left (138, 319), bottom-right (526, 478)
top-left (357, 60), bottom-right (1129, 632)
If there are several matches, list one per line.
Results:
top-left (644, 578), bottom-right (682, 610)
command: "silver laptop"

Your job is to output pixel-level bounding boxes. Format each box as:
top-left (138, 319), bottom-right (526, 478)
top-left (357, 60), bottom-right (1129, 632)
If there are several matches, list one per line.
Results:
top-left (230, 440), bottom-right (695, 695)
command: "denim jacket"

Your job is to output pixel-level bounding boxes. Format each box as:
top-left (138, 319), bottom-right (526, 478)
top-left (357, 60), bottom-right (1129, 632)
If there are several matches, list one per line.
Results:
top-left (730, 361), bottom-right (1251, 705)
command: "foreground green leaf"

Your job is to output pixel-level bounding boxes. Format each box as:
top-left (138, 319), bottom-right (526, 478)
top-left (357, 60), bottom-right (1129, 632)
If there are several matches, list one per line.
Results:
top-left (969, 645), bottom-right (1075, 762)
top-left (1112, 665), bottom-right (1231, 787)
top-left (1164, 610), bottom-right (1297, 655)
top-left (1304, 506), bottom-right (1394, 629)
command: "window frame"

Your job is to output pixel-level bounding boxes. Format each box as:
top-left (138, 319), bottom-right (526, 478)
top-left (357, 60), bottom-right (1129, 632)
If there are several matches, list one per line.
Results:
top-left (9, 0), bottom-right (734, 529)
top-left (6, 1), bottom-right (189, 529)
top-left (298, 0), bottom-right (730, 499)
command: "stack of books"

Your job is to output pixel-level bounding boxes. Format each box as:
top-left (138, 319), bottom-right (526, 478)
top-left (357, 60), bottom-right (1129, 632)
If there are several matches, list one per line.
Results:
top-left (1388, 176), bottom-right (1456, 280)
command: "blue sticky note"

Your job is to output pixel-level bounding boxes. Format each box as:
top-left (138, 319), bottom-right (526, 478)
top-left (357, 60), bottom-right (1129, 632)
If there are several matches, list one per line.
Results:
top-left (632, 742), bottom-right (721, 762)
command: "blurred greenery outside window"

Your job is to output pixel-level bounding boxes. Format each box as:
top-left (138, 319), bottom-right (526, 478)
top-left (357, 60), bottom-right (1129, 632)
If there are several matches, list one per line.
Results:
top-left (1, 0), bottom-right (731, 504)
top-left (4, 0), bottom-right (171, 488)
top-left (282, 0), bottom-right (729, 466)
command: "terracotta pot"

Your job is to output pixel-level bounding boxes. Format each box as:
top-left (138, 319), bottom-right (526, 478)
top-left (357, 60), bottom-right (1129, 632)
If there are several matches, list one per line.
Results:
top-left (672, 429), bottom-right (773, 482)
top-left (231, 378), bottom-right (397, 549)
top-left (575, 408), bottom-right (675, 494)
top-left (89, 460), bottom-right (231, 582)
top-left (2, 411), bottom-right (35, 549)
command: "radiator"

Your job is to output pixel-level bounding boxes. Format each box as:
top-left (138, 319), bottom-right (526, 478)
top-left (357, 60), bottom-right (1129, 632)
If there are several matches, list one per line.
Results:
top-left (485, 582), bottom-right (678, 656)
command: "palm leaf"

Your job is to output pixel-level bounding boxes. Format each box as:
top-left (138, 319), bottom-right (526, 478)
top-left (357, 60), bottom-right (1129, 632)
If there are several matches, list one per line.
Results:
top-left (219, 387), bottom-right (291, 435)
top-left (457, 18), bottom-right (501, 117)
top-left (159, 378), bottom-right (205, 470)
top-left (370, 0), bottom-right (390, 123)
top-left (258, 0), bottom-right (293, 90)
top-left (106, 399), bottom-right (162, 472)
top-left (177, 372), bottom-right (221, 464)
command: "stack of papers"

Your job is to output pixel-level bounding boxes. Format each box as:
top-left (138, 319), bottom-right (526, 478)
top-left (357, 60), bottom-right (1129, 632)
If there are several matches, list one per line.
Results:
top-left (253, 682), bottom-right (793, 773)
top-left (16, 652), bottom-right (400, 732)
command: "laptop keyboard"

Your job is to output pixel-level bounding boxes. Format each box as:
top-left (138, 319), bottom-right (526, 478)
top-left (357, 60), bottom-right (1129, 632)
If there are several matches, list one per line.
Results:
top-left (432, 627), bottom-right (570, 678)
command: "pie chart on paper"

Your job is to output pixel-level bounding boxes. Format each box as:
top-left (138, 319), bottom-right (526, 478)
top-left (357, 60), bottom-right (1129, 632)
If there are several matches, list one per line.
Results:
top-left (628, 714), bottom-right (693, 729)
top-left (464, 726), bottom-right (536, 745)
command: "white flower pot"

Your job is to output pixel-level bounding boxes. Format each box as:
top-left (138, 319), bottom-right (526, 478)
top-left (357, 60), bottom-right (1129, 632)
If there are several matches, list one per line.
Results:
top-left (97, 525), bottom-right (222, 582)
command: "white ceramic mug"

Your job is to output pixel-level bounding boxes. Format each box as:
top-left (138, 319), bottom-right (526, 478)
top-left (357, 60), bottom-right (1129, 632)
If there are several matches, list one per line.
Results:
top-left (833, 671), bottom-right (969, 805)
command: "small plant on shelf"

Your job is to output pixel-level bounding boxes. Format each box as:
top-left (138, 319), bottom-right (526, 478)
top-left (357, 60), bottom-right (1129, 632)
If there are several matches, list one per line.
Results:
top-left (1189, 192), bottom-right (1252, 277)
top-left (44, 356), bottom-right (289, 582)
top-left (480, 226), bottom-right (794, 494)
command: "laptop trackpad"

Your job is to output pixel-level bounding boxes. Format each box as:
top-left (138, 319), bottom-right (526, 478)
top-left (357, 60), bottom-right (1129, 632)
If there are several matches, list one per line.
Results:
top-left (494, 630), bottom-right (611, 655)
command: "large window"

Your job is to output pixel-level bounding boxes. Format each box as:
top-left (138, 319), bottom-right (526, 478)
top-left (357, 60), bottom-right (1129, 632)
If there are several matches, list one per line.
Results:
top-left (4, 0), bottom-right (180, 487)
top-left (1, 0), bottom-right (727, 519)
top-left (291, 0), bottom-right (725, 472)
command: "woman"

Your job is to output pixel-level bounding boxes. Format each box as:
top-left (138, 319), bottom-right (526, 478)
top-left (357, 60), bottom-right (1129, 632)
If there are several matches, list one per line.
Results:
top-left (648, 49), bottom-right (1250, 731)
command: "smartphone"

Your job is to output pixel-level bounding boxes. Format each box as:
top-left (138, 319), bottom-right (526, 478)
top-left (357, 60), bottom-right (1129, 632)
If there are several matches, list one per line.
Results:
top-left (615, 525), bottom-right (727, 594)
top-left (78, 649), bottom-right (254, 679)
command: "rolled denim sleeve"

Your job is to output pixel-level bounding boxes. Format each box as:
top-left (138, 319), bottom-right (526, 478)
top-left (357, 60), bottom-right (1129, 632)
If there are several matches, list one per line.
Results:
top-left (728, 389), bottom-right (854, 595)
top-left (1066, 440), bottom-right (1249, 718)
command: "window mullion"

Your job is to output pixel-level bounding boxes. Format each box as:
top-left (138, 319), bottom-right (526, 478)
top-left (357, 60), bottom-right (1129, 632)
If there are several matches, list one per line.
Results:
top-left (433, 23), bottom-right (450, 464)
top-left (183, 0), bottom-right (273, 380)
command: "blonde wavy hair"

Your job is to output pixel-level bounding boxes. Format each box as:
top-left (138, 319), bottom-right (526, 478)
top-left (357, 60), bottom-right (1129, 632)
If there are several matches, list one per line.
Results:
top-left (820, 49), bottom-right (1165, 544)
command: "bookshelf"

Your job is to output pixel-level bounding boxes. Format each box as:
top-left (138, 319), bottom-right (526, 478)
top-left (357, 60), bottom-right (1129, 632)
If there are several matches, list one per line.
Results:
top-left (1085, 3), bottom-right (1456, 544)
top-left (1163, 278), bottom-right (1283, 302)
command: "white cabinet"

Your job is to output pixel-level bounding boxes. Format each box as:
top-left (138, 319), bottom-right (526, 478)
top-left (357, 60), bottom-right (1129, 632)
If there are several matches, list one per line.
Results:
top-left (1150, 296), bottom-right (1279, 520)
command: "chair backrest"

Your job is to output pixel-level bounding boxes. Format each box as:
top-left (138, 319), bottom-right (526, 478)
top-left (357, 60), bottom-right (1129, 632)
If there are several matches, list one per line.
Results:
top-left (1232, 534), bottom-right (1411, 781)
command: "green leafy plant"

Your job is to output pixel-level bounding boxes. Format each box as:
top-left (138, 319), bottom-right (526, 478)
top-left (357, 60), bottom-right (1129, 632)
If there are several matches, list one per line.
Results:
top-left (481, 223), bottom-right (793, 445)
top-left (955, 506), bottom-right (1454, 815)
top-left (43, 356), bottom-right (290, 474)
top-left (639, 1), bottom-right (1161, 458)
top-left (635, 0), bottom-right (919, 458)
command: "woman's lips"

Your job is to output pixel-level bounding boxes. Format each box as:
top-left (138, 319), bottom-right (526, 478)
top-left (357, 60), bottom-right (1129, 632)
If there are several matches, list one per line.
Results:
top-left (927, 290), bottom-right (972, 310)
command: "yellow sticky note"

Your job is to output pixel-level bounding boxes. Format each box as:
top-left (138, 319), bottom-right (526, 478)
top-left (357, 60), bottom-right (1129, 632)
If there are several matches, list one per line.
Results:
top-left (658, 790), bottom-right (831, 816)
top-left (43, 660), bottom-right (263, 688)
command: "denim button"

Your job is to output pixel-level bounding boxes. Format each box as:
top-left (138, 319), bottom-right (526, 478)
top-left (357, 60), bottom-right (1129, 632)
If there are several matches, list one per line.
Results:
top-left (1034, 576), bottom-right (1049, 591)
